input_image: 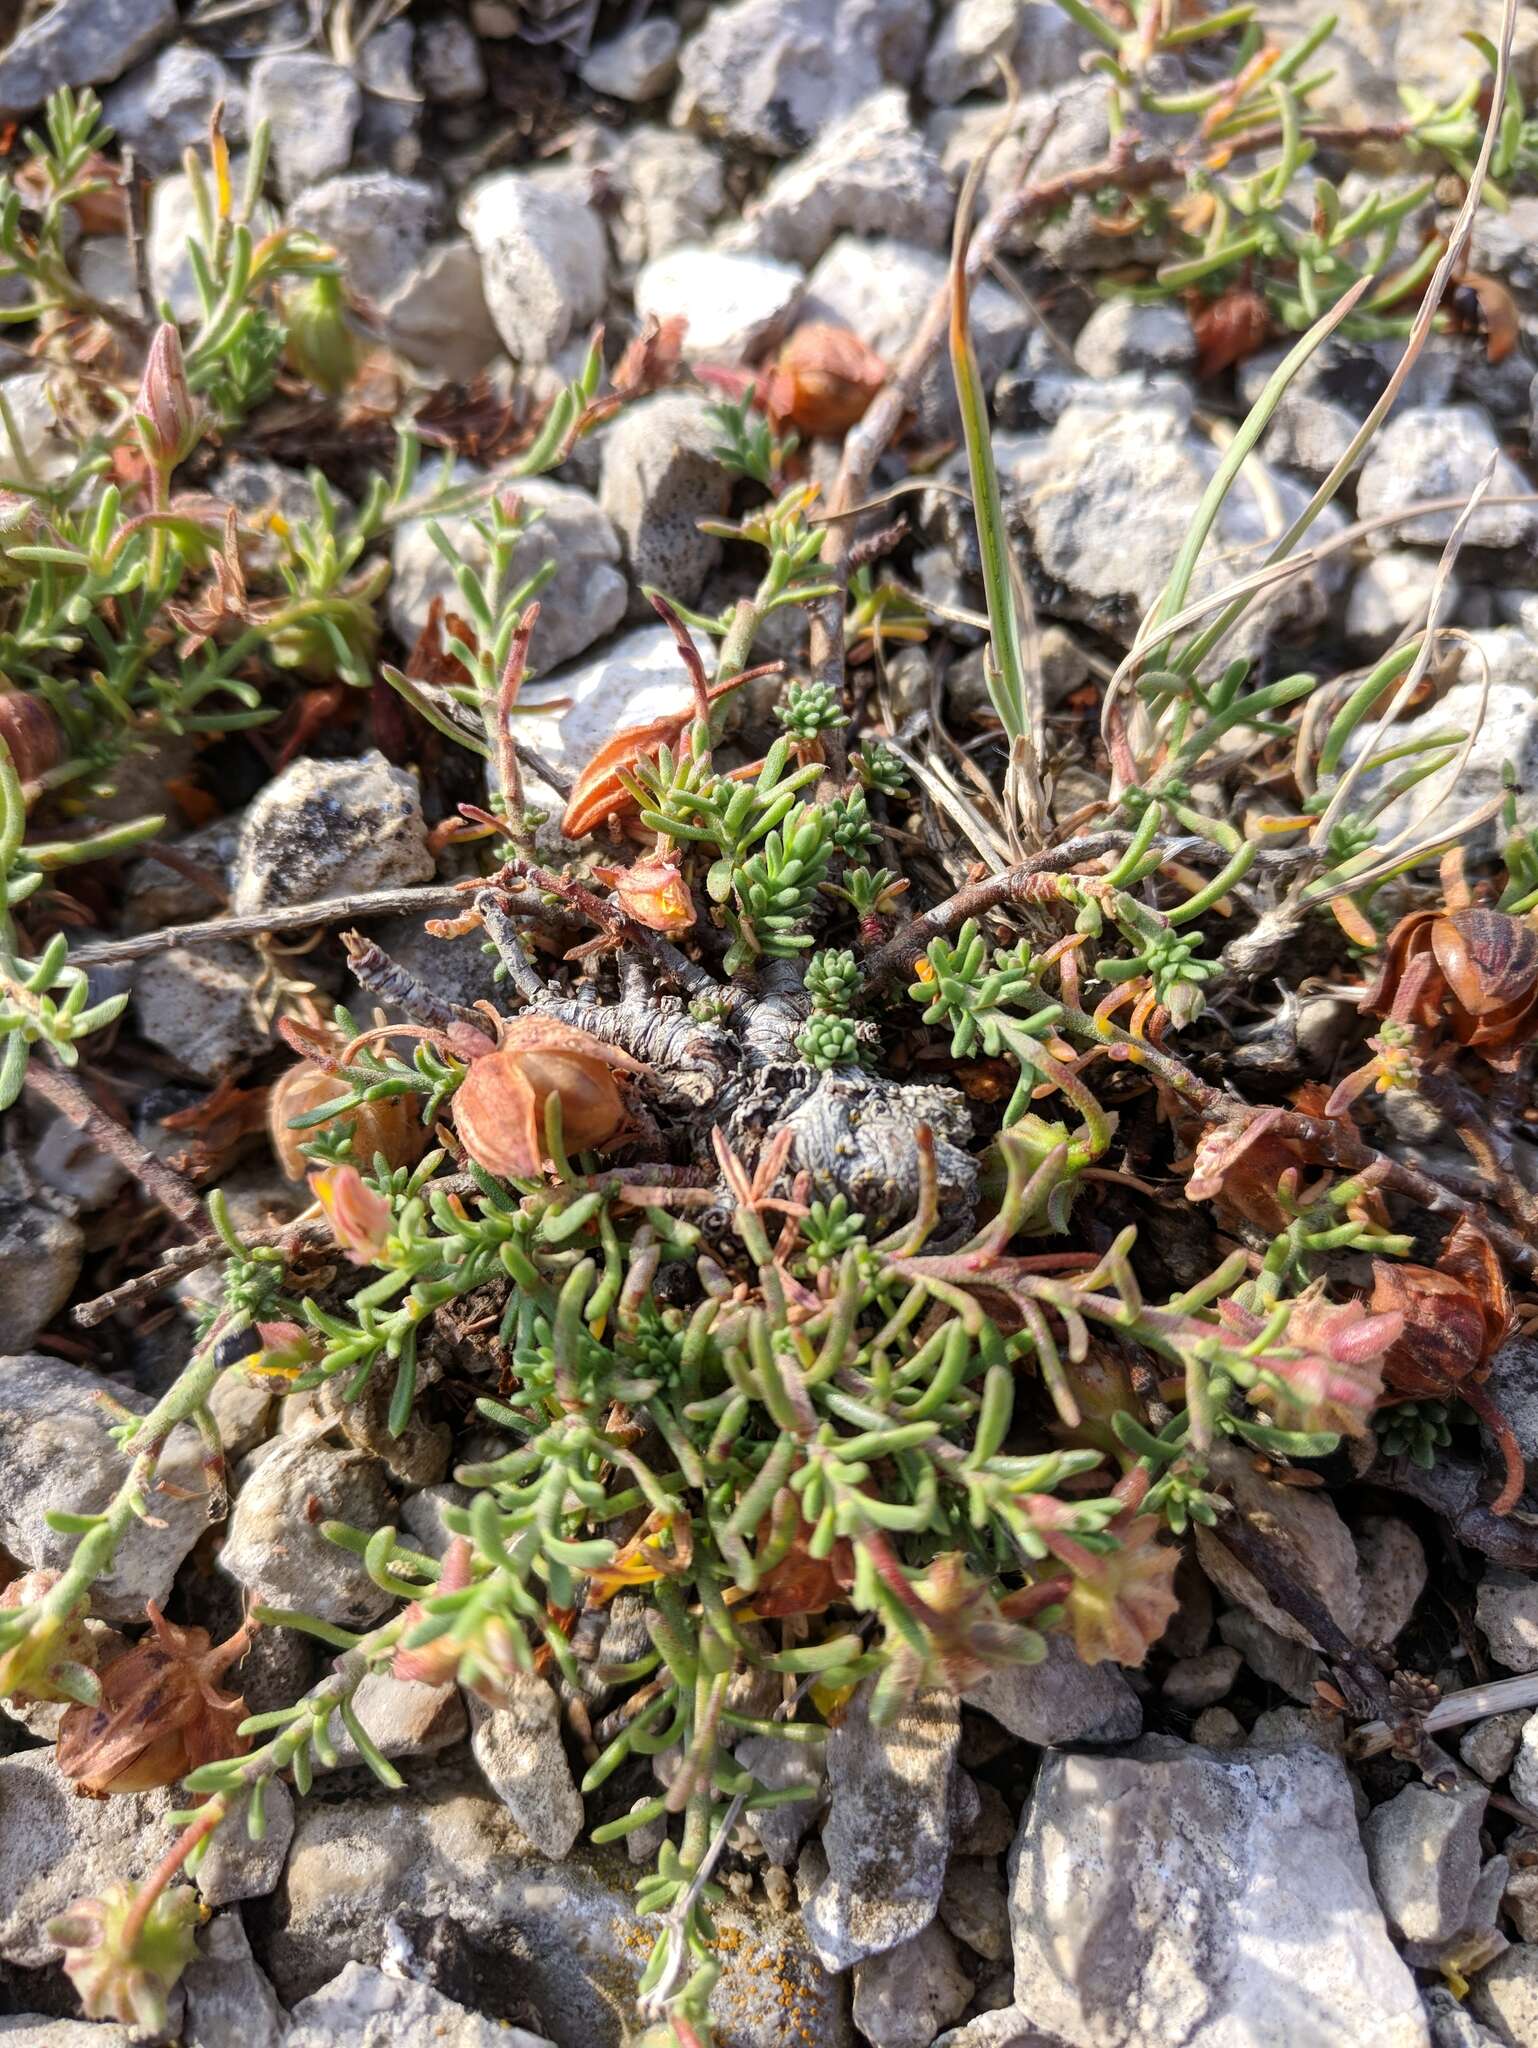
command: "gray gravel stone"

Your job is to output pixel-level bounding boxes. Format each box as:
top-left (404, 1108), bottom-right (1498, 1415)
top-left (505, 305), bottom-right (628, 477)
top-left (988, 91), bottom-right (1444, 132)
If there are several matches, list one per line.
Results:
top-left (248, 55), bottom-right (362, 199)
top-left (231, 750), bottom-right (433, 916)
top-left (1363, 1781), bottom-right (1488, 1944)
top-left (103, 44), bottom-right (245, 177)
top-left (390, 471), bottom-right (625, 672)
top-left (1356, 1514), bottom-right (1428, 1649)
top-left (737, 1729), bottom-right (825, 1865)
top-left (317, 1673), bottom-right (467, 1775)
top-left (853, 1920), bottom-right (973, 2048)
top-left (461, 170), bottom-right (607, 365)
top-left (1348, 551), bottom-right (1459, 655)
top-left (1009, 1743), bottom-right (1428, 2048)
top-left (0, 1749), bottom-right (184, 1965)
top-left (1470, 1944), bottom-right (1538, 2047)
top-left (725, 89), bottom-right (952, 267)
top-left (467, 1678), bottom-right (584, 1857)
top-left (1425, 1984), bottom-right (1507, 2048)
top-left (381, 240), bottom-right (502, 381)
top-left (1345, 673), bottom-right (1538, 852)
top-left (674, 0), bottom-right (926, 155)
top-left (0, 1191), bottom-right (81, 1350)
top-left (1163, 1645), bottom-right (1243, 1710)
top-left (267, 1769), bottom-right (848, 2042)
top-left (1478, 1337), bottom-right (1538, 1484)
top-left (195, 1782), bottom-right (295, 1908)
top-left (133, 941), bottom-right (269, 1077)
top-left (805, 234), bottom-right (1028, 439)
top-left (416, 16), bottom-right (487, 103)
top-left (183, 1914), bottom-right (286, 2048)
top-left (0, 0), bottom-right (176, 115)
top-left (1461, 1709), bottom-right (1528, 1785)
top-left (1236, 337), bottom-right (1457, 480)
top-left (0, 1352), bottom-right (209, 1620)
top-left (1357, 405), bottom-right (1538, 558)
top-left (801, 1682), bottom-right (958, 1972)
top-left (634, 245), bottom-right (803, 360)
top-left (923, 0), bottom-right (1088, 101)
top-left (608, 128), bottom-right (724, 269)
top-left (964, 1633), bottom-right (1142, 1745)
top-left (288, 173), bottom-right (437, 305)
top-left (1508, 1708), bottom-right (1538, 1808)
top-left (580, 17), bottom-right (681, 100)
top-left (940, 1857), bottom-right (1010, 1963)
top-left (0, 369), bottom-right (81, 484)
top-left (220, 1438), bottom-right (396, 1630)
top-left (599, 391), bottom-right (731, 604)
top-left (1195, 1449), bottom-right (1363, 1647)
top-left (287, 1961), bottom-right (555, 2047)
top-left (1074, 297), bottom-right (1197, 379)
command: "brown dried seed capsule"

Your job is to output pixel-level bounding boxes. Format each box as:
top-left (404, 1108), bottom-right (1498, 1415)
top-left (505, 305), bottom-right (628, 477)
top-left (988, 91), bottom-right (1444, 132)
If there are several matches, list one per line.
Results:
top-left (0, 688), bottom-right (62, 785)
top-left (267, 1059), bottom-right (427, 1181)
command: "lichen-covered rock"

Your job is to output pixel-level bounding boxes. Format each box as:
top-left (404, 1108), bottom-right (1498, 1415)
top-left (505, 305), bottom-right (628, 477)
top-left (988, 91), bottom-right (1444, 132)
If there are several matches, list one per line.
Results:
top-left (287, 1961), bottom-right (556, 2047)
top-left (801, 1682), bottom-right (958, 1972)
top-left (1008, 1743), bottom-right (1428, 2048)
top-left (0, 1353), bottom-right (209, 1620)
top-left (231, 750), bottom-right (433, 916)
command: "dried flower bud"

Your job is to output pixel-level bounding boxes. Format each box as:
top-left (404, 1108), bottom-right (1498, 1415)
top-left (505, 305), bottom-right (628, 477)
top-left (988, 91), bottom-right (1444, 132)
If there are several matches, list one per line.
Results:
top-left (310, 1164), bottom-right (394, 1266)
top-left (49, 1881), bottom-right (201, 2033)
top-left (452, 1017), bottom-right (645, 1180)
top-left (0, 1570), bottom-right (98, 1705)
top-left (0, 686), bottom-right (62, 786)
top-left (56, 1605), bottom-right (253, 1796)
top-left (135, 323), bottom-right (200, 476)
top-left (284, 271), bottom-right (359, 397)
top-left (1058, 1513), bottom-right (1180, 1666)
top-left (763, 323), bottom-right (886, 438)
top-left (247, 1319), bottom-right (320, 1380)
top-left (267, 1059), bottom-right (426, 1182)
top-left (593, 856), bottom-right (697, 935)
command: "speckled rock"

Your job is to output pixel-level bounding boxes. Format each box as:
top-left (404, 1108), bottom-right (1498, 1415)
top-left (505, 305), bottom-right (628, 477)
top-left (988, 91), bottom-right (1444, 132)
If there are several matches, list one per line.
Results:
top-left (220, 1439), bottom-right (396, 1630)
top-left (0, 0), bottom-right (176, 116)
top-left (964, 1633), bottom-right (1142, 1745)
top-left (0, 1192), bottom-right (82, 1350)
top-left (183, 1914), bottom-right (286, 2048)
top-left (1195, 1449), bottom-right (1364, 1647)
top-left (288, 173), bottom-right (437, 304)
top-left (468, 1679), bottom-right (585, 1857)
top-left (381, 240), bottom-right (501, 381)
top-left (0, 1353), bottom-right (209, 1620)
top-left (133, 940), bottom-right (269, 1077)
top-left (1470, 1944), bottom-right (1538, 2046)
top-left (1357, 405), bottom-right (1538, 559)
top-left (231, 750), bottom-right (433, 916)
top-left (1363, 1781), bottom-right (1488, 1944)
top-left (1355, 1515), bottom-right (1428, 1649)
top-left (104, 43), bottom-right (245, 176)
top-left (248, 54), bottom-right (361, 199)
top-left (287, 1961), bottom-right (555, 2047)
top-left (801, 1682), bottom-right (958, 1972)
top-left (853, 1920), bottom-right (973, 2048)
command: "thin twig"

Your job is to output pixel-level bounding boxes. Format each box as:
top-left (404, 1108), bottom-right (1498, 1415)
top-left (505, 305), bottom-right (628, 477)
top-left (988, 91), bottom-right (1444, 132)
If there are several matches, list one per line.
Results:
top-left (24, 1059), bottom-right (204, 1233)
top-left (64, 882), bottom-right (501, 967)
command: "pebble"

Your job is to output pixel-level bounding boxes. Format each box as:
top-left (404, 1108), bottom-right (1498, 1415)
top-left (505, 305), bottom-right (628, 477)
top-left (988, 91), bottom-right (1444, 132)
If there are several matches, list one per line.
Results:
top-left (852, 1920), bottom-right (974, 2048)
top-left (598, 391), bottom-right (731, 604)
top-left (1074, 297), bottom-right (1198, 379)
top-left (964, 1632), bottom-right (1142, 1745)
top-left (288, 173), bottom-right (438, 305)
top-left (1195, 1450), bottom-right (1364, 1647)
top-left (1163, 1645), bottom-right (1243, 1710)
top-left (608, 128), bottom-right (724, 270)
top-left (286, 1961), bottom-right (556, 2048)
top-left (103, 43), bottom-right (245, 176)
top-left (416, 16), bottom-right (487, 103)
top-left (133, 940), bottom-right (269, 1078)
top-left (1009, 1743), bottom-right (1427, 2048)
top-left (230, 750), bottom-right (434, 917)
top-left (923, 0), bottom-right (1088, 102)
top-left (801, 1682), bottom-right (958, 1972)
top-left (940, 1857), bottom-right (1011, 1962)
top-left (248, 54), bottom-right (362, 200)
top-left (1347, 550), bottom-right (1460, 654)
top-left (195, 1781), bottom-right (295, 1908)
top-left (0, 1188), bottom-right (82, 1350)
top-left (1355, 1515), bottom-right (1428, 1650)
top-left (634, 245), bottom-right (804, 360)
top-left (1461, 1709), bottom-right (1528, 1785)
top-left (1362, 1781), bottom-right (1488, 1944)
top-left (1191, 1707), bottom-right (1246, 1749)
top-left (1470, 1945), bottom-right (1538, 2046)
top-left (0, 1352), bottom-right (209, 1620)
top-left (461, 169), bottom-right (608, 365)
top-left (1, 369), bottom-right (82, 484)
top-left (220, 1438), bottom-right (397, 1631)
top-left (183, 1913), bottom-right (287, 2048)
top-left (580, 17), bottom-right (681, 101)
top-left (1357, 404), bottom-right (1538, 558)
top-left (674, 0), bottom-right (927, 156)
top-left (0, 0), bottom-right (176, 115)
top-left (1481, 1571), bottom-right (1538, 1678)
top-left (467, 1679), bottom-right (585, 1858)
top-left (381, 240), bottom-right (502, 381)
top-left (389, 472), bottom-right (626, 672)
top-left (736, 1729), bottom-right (825, 1866)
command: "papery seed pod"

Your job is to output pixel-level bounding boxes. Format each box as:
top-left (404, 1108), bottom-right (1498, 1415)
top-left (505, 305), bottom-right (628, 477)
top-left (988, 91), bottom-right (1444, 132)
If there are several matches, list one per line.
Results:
top-left (267, 1059), bottom-right (426, 1182)
top-left (56, 1606), bottom-right (253, 1795)
top-left (763, 322), bottom-right (886, 438)
top-left (49, 1882), bottom-right (201, 2033)
top-left (284, 271), bottom-right (359, 397)
top-left (1189, 286), bottom-right (1271, 380)
top-left (1363, 905), bottom-right (1538, 1063)
top-left (0, 686), bottom-right (62, 786)
top-left (452, 1017), bottom-right (646, 1180)
top-left (135, 323), bottom-right (200, 474)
